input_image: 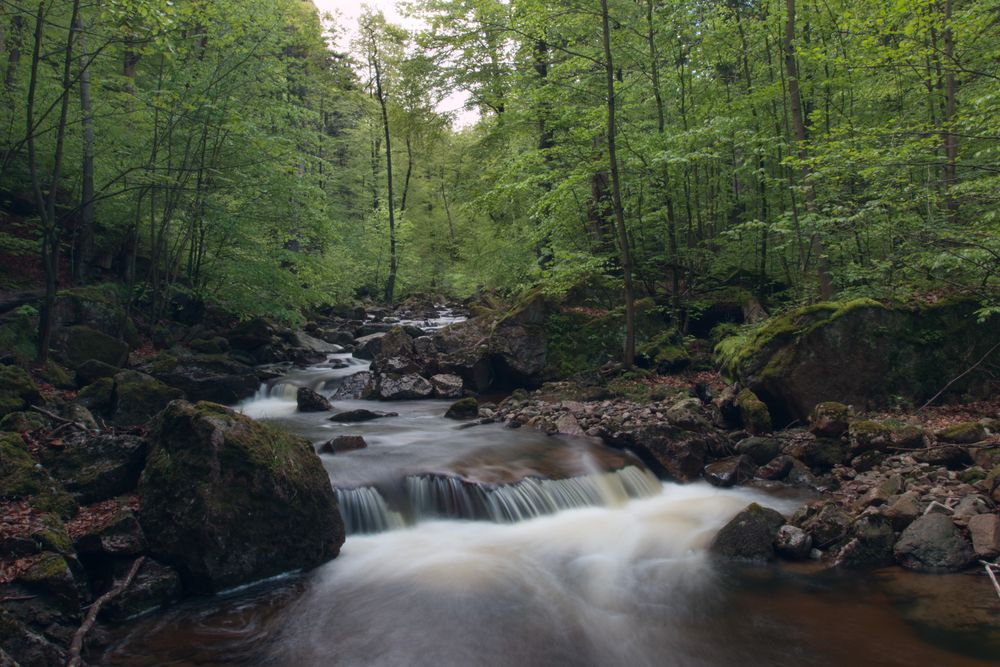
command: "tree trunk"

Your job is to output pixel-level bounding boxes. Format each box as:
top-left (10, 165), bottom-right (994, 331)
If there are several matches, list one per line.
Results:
top-left (373, 48), bottom-right (397, 306)
top-left (4, 14), bottom-right (24, 91)
top-left (600, 0), bottom-right (635, 367)
top-left (941, 0), bottom-right (958, 220)
top-left (74, 13), bottom-right (95, 284)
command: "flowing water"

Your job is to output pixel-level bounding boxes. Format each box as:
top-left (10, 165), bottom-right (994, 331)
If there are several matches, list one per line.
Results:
top-left (99, 318), bottom-right (1000, 666)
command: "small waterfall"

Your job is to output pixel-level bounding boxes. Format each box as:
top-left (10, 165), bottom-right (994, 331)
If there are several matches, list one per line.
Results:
top-left (335, 487), bottom-right (406, 534)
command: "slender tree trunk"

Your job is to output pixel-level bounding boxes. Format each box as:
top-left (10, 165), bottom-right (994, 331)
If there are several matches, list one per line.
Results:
top-left (400, 134), bottom-right (413, 213)
top-left (4, 14), bottom-right (24, 91)
top-left (372, 48), bottom-right (397, 306)
top-left (74, 13), bottom-right (94, 284)
top-left (783, 0), bottom-right (833, 299)
top-left (600, 0), bottom-right (635, 367)
top-left (941, 0), bottom-right (958, 221)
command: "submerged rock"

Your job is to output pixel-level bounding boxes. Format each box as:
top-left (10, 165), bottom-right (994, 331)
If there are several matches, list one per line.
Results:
top-left (296, 387), bottom-right (332, 412)
top-left (138, 400), bottom-right (344, 593)
top-left (329, 409), bottom-right (397, 423)
top-left (319, 435), bottom-right (368, 454)
top-left (445, 397), bottom-right (479, 420)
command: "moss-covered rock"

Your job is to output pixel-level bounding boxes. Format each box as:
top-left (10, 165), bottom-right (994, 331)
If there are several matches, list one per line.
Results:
top-left (0, 365), bottom-right (41, 419)
top-left (936, 421), bottom-right (988, 444)
top-left (709, 503), bottom-right (786, 561)
top-left (809, 401), bottom-right (850, 438)
top-left (74, 358), bottom-right (119, 387)
top-left (138, 400), bottom-right (344, 593)
top-left (40, 432), bottom-right (147, 504)
top-left (848, 420), bottom-right (893, 454)
top-left (189, 336), bottom-right (229, 354)
top-left (77, 377), bottom-right (114, 414)
top-left (53, 325), bottom-right (129, 369)
top-left (111, 370), bottom-right (184, 426)
top-left (444, 397), bottom-right (478, 420)
top-left (54, 283), bottom-right (138, 346)
top-left (736, 389), bottom-right (772, 435)
top-left (0, 411), bottom-right (48, 432)
top-left (38, 361), bottom-right (74, 390)
top-left (717, 299), bottom-right (1000, 425)
top-left (0, 433), bottom-right (45, 497)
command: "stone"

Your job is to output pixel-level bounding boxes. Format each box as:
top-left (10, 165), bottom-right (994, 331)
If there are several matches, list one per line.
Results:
top-left (554, 413), bottom-right (586, 437)
top-left (40, 432), bottom-right (147, 504)
top-left (628, 424), bottom-right (715, 483)
top-left (445, 397), bottom-right (479, 420)
top-left (951, 495), bottom-right (990, 527)
top-left (332, 371), bottom-right (374, 400)
top-left (936, 421), bottom-right (988, 444)
top-left (893, 425), bottom-right (926, 449)
top-left (967, 513), bottom-right (1000, 559)
top-left (138, 401), bottom-right (344, 593)
top-left (375, 373), bottom-right (434, 400)
top-left (296, 387), bottom-right (332, 412)
top-left (665, 398), bottom-right (709, 430)
top-left (894, 513), bottom-right (974, 572)
top-left (912, 445), bottom-right (972, 470)
top-left (735, 436), bottom-right (781, 465)
top-left (794, 501), bottom-right (852, 550)
top-left (353, 332), bottom-right (387, 360)
top-left (0, 411), bottom-right (48, 432)
top-left (774, 524), bottom-right (812, 560)
top-left (809, 402), bottom-right (850, 437)
top-left (710, 503), bottom-right (785, 561)
top-left (318, 436), bottom-right (368, 454)
top-left (74, 509), bottom-right (147, 557)
top-left (102, 559), bottom-right (182, 622)
top-left (149, 354), bottom-right (259, 405)
top-left (850, 450), bottom-right (885, 473)
top-left (783, 436), bottom-right (847, 472)
top-left (703, 455), bottom-right (757, 488)
top-left (77, 377), bottom-right (114, 413)
top-left (112, 370), bottom-right (184, 426)
top-left (0, 365), bottom-right (42, 419)
top-left (848, 420), bottom-right (892, 455)
top-left (329, 409), bottom-right (397, 423)
top-left (736, 389), bottom-right (771, 435)
top-left (54, 325), bottom-right (129, 369)
top-left (74, 358), bottom-right (119, 387)
top-left (189, 336), bottom-right (229, 354)
top-left (835, 514), bottom-right (896, 569)
top-left (757, 454), bottom-right (795, 481)
top-left (430, 373), bottom-right (464, 399)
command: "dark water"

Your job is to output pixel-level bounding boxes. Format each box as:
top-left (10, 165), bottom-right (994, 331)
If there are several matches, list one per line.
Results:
top-left (99, 349), bottom-right (1000, 667)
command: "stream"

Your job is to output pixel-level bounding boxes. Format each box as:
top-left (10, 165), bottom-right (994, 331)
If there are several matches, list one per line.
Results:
top-left (99, 315), bottom-right (1000, 666)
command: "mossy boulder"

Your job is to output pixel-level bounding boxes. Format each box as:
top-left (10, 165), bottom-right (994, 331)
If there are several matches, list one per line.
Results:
top-left (936, 421), bottom-right (988, 444)
top-left (53, 325), bottom-right (128, 369)
top-left (637, 331), bottom-right (690, 375)
top-left (736, 389), bottom-right (772, 435)
top-left (0, 411), bottom-right (48, 432)
top-left (77, 377), bottom-right (114, 413)
top-left (709, 503), bottom-right (786, 561)
top-left (0, 365), bottom-right (41, 419)
top-left (189, 336), bottom-right (229, 354)
top-left (39, 432), bottom-right (147, 504)
top-left (848, 420), bottom-right (893, 454)
top-left (138, 401), bottom-right (344, 593)
top-left (74, 358), bottom-right (119, 387)
top-left (444, 397), bottom-right (478, 420)
top-left (809, 402), bottom-right (850, 438)
top-left (717, 300), bottom-right (1000, 426)
top-left (147, 353), bottom-right (259, 405)
top-left (38, 361), bottom-right (74, 390)
top-left (111, 370), bottom-right (184, 426)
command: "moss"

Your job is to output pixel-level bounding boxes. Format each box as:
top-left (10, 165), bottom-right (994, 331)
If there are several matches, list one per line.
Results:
top-left (737, 389), bottom-right (772, 435)
top-left (0, 365), bottom-right (41, 418)
top-left (21, 552), bottom-right (70, 583)
top-left (112, 371), bottom-right (184, 426)
top-left (78, 377), bottom-right (114, 412)
top-left (0, 314), bottom-right (39, 365)
top-left (58, 282), bottom-right (124, 305)
top-left (147, 353), bottom-right (179, 375)
top-left (32, 513), bottom-right (72, 554)
top-left (848, 420), bottom-right (892, 449)
top-left (936, 421), bottom-right (988, 444)
top-left (0, 432), bottom-right (44, 496)
top-left (189, 337), bottom-right (229, 354)
top-left (0, 410), bottom-right (48, 432)
top-left (544, 310), bottom-right (624, 379)
top-left (40, 360), bottom-right (75, 389)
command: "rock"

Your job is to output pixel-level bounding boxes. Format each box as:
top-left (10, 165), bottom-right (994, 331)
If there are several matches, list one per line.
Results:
top-left (912, 445), bottom-right (972, 470)
top-left (329, 409), bottom-right (397, 423)
top-left (935, 421), bottom-right (988, 444)
top-left (835, 514), bottom-right (896, 568)
top-left (735, 436), bottom-right (781, 465)
top-left (703, 456), bottom-right (757, 487)
top-left (0, 610), bottom-right (67, 667)
top-left (332, 371), bottom-right (374, 400)
top-left (102, 559), bottom-right (182, 622)
top-left (112, 371), bottom-right (184, 426)
top-left (893, 425), bottom-right (926, 449)
top-left (951, 495), bottom-right (989, 527)
top-left (0, 433), bottom-right (75, 517)
top-left (353, 332), bottom-right (387, 360)
top-left (15, 552), bottom-right (83, 613)
top-left (0, 411), bottom-right (48, 432)
top-left (850, 450), bottom-right (885, 473)
top-left (848, 420), bottom-right (892, 454)
top-left (783, 436), bottom-right (847, 472)
top-left (53, 284), bottom-right (135, 343)
top-left (149, 354), bottom-right (260, 405)
top-left (723, 300), bottom-right (1000, 425)
top-left (757, 454), bottom-right (795, 480)
top-left (189, 336), bottom-right (229, 354)
top-left (809, 402), bottom-right (851, 437)
top-left (967, 513), bottom-right (1000, 559)
top-left (318, 436), bottom-right (368, 454)
top-left (375, 374), bottom-right (434, 400)
top-left (54, 325), bottom-right (129, 369)
top-left (430, 373), bottom-right (464, 399)
top-left (736, 389), bottom-right (771, 435)
top-left (710, 503), bottom-right (785, 561)
top-left (894, 513), bottom-right (974, 572)
top-left (553, 413), bottom-right (585, 437)
top-left (296, 387), bottom-right (332, 412)
top-left (74, 358), bottom-right (119, 387)
top-left (628, 424), bottom-right (712, 482)
top-left (292, 331), bottom-right (342, 356)
top-left (40, 432), bottom-right (147, 504)
top-left (794, 501), bottom-right (852, 549)
top-left (445, 397), bottom-right (479, 420)
top-left (885, 491), bottom-right (924, 531)
top-left (774, 525), bottom-right (812, 560)
top-left (138, 401), bottom-right (344, 593)
top-left (665, 398), bottom-right (709, 429)
top-left (74, 509), bottom-right (147, 557)
top-left (0, 365), bottom-right (42, 419)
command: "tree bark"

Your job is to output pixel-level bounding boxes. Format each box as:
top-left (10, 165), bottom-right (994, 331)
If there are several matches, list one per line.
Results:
top-left (371, 40), bottom-right (397, 306)
top-left (74, 13), bottom-right (95, 284)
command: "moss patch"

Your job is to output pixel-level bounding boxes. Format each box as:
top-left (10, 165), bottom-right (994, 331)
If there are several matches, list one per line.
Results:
top-left (0, 365), bottom-right (41, 419)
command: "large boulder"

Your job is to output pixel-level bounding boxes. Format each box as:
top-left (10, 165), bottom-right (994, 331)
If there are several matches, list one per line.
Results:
top-left (373, 374), bottom-right (433, 401)
top-left (53, 325), bottom-right (129, 369)
top-left (720, 300), bottom-right (1000, 425)
top-left (148, 354), bottom-right (259, 405)
top-left (296, 387), bottom-right (332, 413)
top-left (893, 512), bottom-right (974, 572)
top-left (0, 365), bottom-right (42, 419)
top-left (627, 424), bottom-right (715, 482)
top-left (39, 432), bottom-right (147, 504)
top-left (138, 401), bottom-right (344, 593)
top-left (710, 503), bottom-right (786, 561)
top-left (111, 370), bottom-right (184, 426)
top-left (332, 371), bottom-right (374, 400)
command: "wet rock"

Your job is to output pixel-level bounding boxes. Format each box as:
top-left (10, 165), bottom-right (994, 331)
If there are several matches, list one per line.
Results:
top-left (112, 370), bottom-right (184, 426)
top-left (835, 514), bottom-right (896, 569)
top-left (912, 445), bottom-right (972, 470)
top-left (430, 373), bottom-right (464, 399)
top-left (735, 436), bottom-right (781, 465)
top-left (774, 524), bottom-right (813, 560)
top-left (809, 402), bottom-right (850, 438)
top-left (757, 454), bottom-right (795, 481)
top-left (736, 389), bottom-right (771, 435)
top-left (296, 387), bottom-right (332, 413)
top-left (848, 420), bottom-right (892, 455)
top-left (319, 436), bottom-right (367, 454)
top-left (894, 513), bottom-right (974, 572)
top-left (794, 501), bottom-right (852, 549)
top-left (445, 397), bottom-right (479, 420)
top-left (665, 398), bottom-right (709, 430)
top-left (967, 513), bottom-right (1000, 559)
top-left (935, 421), bottom-right (988, 444)
top-left (703, 456), bottom-right (757, 488)
top-left (150, 354), bottom-right (260, 405)
top-left (710, 503), bottom-right (785, 561)
top-left (0, 610), bottom-right (67, 667)
top-left (329, 409), bottom-right (397, 423)
top-left (783, 436), bottom-right (847, 472)
top-left (102, 558), bottom-right (182, 622)
top-left (139, 401), bottom-right (344, 593)
top-left (375, 374), bottom-right (433, 400)
top-left (629, 424), bottom-right (710, 482)
top-left (353, 332), bottom-right (386, 360)
top-left (332, 371), bottom-right (373, 400)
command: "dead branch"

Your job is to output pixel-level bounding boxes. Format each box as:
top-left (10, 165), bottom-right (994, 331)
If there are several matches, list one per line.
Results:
top-left (981, 560), bottom-right (1000, 602)
top-left (29, 405), bottom-right (88, 432)
top-left (65, 556), bottom-right (145, 667)
top-left (918, 341), bottom-right (1000, 412)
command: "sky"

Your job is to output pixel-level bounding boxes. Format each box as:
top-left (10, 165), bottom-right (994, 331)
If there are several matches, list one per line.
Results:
top-left (311, 0), bottom-right (476, 127)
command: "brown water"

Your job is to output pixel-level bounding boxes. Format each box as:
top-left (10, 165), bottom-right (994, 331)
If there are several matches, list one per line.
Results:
top-left (99, 355), bottom-right (1000, 667)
